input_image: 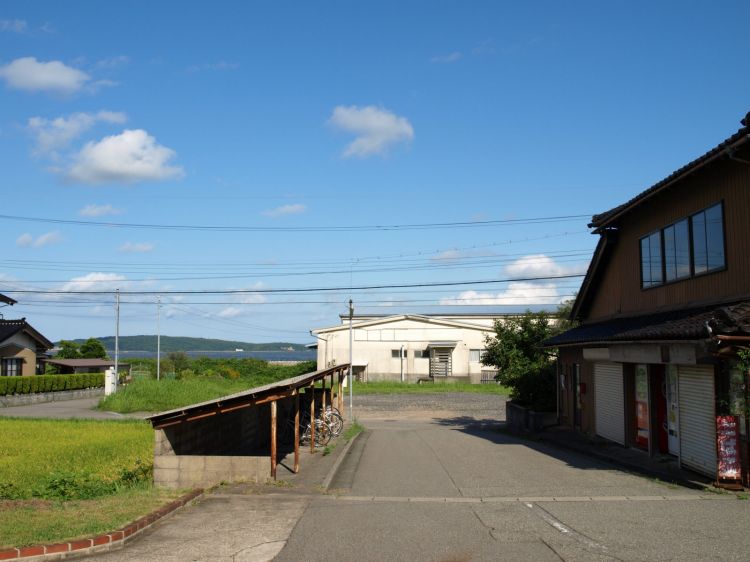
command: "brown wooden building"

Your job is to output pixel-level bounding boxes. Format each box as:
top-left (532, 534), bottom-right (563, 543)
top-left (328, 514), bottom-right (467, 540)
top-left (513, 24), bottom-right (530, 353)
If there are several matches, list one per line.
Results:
top-left (546, 112), bottom-right (750, 483)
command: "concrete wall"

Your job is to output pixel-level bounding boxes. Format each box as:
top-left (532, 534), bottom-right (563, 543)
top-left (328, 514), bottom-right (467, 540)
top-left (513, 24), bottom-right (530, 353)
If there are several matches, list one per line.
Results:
top-left (153, 392), bottom-right (319, 488)
top-left (316, 318), bottom-right (493, 383)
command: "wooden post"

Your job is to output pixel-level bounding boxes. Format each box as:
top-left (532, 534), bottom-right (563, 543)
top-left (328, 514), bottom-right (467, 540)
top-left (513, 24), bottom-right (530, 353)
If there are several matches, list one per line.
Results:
top-left (322, 375), bottom-right (327, 412)
top-left (270, 400), bottom-right (277, 480)
top-left (294, 391), bottom-right (300, 473)
top-left (310, 382), bottom-right (315, 453)
top-left (330, 372), bottom-right (334, 409)
top-left (338, 369), bottom-right (343, 414)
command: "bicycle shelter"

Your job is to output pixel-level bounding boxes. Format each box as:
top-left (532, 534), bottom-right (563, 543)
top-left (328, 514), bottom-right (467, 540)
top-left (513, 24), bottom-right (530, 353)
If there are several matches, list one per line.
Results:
top-left (146, 364), bottom-right (349, 488)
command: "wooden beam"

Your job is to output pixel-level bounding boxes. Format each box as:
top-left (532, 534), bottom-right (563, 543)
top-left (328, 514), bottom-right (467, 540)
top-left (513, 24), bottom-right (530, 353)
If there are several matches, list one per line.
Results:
top-left (294, 392), bottom-right (300, 473)
top-left (186, 411), bottom-right (216, 422)
top-left (338, 369), bottom-right (343, 414)
top-left (322, 374), bottom-right (327, 412)
top-left (310, 382), bottom-right (315, 453)
top-left (270, 400), bottom-right (277, 480)
top-left (153, 418), bottom-right (184, 430)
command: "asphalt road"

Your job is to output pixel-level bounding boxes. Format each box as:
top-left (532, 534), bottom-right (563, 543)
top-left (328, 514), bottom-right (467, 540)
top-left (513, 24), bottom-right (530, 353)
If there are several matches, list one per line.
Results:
top-left (0, 396), bottom-right (136, 419)
top-left (276, 395), bottom-right (749, 562)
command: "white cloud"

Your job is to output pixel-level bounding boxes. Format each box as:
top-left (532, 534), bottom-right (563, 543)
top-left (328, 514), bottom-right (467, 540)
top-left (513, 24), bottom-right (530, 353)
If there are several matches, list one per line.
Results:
top-left (217, 307), bottom-right (243, 318)
top-left (504, 254), bottom-right (567, 278)
top-left (66, 129), bottom-right (184, 185)
top-left (0, 57), bottom-right (90, 94)
top-left (430, 52), bottom-right (462, 64)
top-left (28, 110), bottom-right (127, 157)
top-left (16, 231), bottom-right (61, 248)
top-left (438, 254), bottom-right (579, 306)
top-left (261, 203), bottom-right (306, 218)
top-left (59, 272), bottom-right (127, 293)
top-left (119, 242), bottom-right (154, 253)
top-left (329, 105), bottom-right (414, 158)
top-left (0, 20), bottom-right (27, 33)
top-left (79, 203), bottom-right (123, 217)
top-left (440, 283), bottom-right (562, 306)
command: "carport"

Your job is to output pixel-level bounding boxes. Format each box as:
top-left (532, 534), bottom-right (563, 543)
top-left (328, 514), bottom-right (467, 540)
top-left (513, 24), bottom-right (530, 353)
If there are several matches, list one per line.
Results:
top-left (147, 364), bottom-right (349, 489)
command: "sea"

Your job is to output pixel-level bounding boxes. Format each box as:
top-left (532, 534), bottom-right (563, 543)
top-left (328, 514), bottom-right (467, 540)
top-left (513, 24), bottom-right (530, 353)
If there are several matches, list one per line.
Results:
top-left (113, 350), bottom-right (317, 362)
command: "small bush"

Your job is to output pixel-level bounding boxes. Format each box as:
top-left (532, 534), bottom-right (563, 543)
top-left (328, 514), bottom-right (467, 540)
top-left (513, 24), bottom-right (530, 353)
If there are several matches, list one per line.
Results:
top-left (0, 374), bottom-right (105, 396)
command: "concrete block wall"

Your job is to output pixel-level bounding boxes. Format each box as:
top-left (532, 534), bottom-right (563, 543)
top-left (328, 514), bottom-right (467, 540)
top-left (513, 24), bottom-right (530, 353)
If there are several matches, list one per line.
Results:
top-left (154, 454), bottom-right (272, 489)
top-left (153, 393), bottom-right (308, 488)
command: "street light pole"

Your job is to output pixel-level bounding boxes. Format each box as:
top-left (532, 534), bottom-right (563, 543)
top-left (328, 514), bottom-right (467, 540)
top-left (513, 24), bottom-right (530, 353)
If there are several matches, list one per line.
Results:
top-left (348, 298), bottom-right (353, 423)
top-left (114, 289), bottom-right (120, 391)
top-left (156, 296), bottom-right (161, 381)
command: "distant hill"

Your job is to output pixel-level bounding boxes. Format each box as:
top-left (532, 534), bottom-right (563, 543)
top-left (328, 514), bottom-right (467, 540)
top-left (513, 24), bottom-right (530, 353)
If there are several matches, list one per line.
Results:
top-left (61, 335), bottom-right (309, 353)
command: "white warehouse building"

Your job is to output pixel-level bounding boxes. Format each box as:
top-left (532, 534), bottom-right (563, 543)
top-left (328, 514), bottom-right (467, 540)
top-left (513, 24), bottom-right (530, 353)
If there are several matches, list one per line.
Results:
top-left (311, 313), bottom-right (508, 384)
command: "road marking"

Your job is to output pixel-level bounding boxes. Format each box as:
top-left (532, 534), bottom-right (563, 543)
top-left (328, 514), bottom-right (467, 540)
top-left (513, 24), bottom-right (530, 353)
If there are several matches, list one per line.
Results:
top-left (524, 502), bottom-right (608, 553)
top-left (313, 494), bottom-right (727, 504)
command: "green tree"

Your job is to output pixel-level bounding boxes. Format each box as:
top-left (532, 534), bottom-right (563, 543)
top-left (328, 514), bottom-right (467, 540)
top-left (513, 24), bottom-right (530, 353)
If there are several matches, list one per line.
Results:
top-left (481, 310), bottom-right (558, 410)
top-left (56, 340), bottom-right (81, 359)
top-left (167, 351), bottom-right (190, 374)
top-left (79, 338), bottom-right (109, 359)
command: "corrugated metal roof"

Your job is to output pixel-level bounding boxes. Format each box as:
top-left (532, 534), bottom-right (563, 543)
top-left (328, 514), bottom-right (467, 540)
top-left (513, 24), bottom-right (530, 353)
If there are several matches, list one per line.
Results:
top-left (146, 364), bottom-right (348, 424)
top-left (43, 358), bottom-right (125, 367)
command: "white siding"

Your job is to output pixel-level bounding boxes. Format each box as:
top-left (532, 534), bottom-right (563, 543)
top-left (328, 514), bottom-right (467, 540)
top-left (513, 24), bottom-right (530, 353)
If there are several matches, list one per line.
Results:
top-left (594, 362), bottom-right (625, 445)
top-left (678, 366), bottom-right (716, 477)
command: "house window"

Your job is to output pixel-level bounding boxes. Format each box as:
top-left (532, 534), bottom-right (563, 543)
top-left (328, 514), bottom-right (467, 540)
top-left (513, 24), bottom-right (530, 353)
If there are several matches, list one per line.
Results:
top-left (469, 349), bottom-right (485, 362)
top-left (691, 203), bottom-right (725, 275)
top-left (640, 231), bottom-right (663, 288)
top-left (391, 349), bottom-right (407, 358)
top-left (663, 219), bottom-right (690, 282)
top-left (1, 358), bottom-right (22, 377)
top-left (640, 202), bottom-right (725, 289)
top-left (414, 349), bottom-right (429, 358)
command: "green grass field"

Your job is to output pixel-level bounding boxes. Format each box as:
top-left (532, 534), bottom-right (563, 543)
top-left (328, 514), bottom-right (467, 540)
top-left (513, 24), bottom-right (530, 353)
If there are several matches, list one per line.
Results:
top-left (0, 418), bottom-right (177, 548)
top-left (351, 381), bottom-right (510, 395)
top-left (0, 418), bottom-right (153, 498)
top-left (98, 378), bottom-right (254, 413)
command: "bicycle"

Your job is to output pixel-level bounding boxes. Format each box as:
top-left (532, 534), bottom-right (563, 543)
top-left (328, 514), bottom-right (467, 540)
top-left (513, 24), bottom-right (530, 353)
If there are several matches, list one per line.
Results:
top-left (280, 411), bottom-right (331, 447)
top-left (323, 405), bottom-right (344, 437)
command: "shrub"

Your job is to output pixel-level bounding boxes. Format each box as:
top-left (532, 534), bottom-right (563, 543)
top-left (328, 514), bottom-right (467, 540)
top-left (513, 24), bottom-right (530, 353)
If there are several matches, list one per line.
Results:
top-left (0, 374), bottom-right (105, 396)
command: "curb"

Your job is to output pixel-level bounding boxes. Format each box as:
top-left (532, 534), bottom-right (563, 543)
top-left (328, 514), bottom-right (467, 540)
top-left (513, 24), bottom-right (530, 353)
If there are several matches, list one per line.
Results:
top-left (0, 489), bottom-right (203, 561)
top-left (322, 430), bottom-right (362, 491)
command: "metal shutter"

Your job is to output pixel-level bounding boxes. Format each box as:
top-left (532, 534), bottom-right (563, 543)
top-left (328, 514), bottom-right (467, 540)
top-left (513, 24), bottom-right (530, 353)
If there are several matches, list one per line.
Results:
top-left (594, 362), bottom-right (625, 445)
top-left (678, 366), bottom-right (716, 477)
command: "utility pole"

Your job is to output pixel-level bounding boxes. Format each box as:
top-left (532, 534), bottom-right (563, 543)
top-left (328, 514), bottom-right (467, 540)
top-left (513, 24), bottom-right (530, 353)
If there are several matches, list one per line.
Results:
top-left (348, 298), bottom-right (353, 422)
top-left (156, 296), bottom-right (161, 381)
top-left (114, 289), bottom-right (120, 391)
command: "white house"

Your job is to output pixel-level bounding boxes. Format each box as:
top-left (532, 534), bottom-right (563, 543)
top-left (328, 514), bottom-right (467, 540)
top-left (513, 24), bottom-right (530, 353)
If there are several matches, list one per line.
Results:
top-left (311, 313), bottom-right (508, 384)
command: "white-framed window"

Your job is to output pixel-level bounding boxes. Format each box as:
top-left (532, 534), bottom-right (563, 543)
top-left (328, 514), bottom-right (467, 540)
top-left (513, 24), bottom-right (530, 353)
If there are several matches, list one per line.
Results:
top-left (391, 349), bottom-right (407, 358)
top-left (469, 349), bottom-right (485, 362)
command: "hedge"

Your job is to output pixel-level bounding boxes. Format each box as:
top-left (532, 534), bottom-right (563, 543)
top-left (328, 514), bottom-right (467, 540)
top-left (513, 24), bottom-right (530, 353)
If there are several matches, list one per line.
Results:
top-left (0, 374), bottom-right (104, 396)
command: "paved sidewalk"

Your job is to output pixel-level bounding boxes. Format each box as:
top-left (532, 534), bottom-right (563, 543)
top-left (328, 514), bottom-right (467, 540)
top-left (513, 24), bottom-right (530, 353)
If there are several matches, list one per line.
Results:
top-left (531, 425), bottom-right (712, 489)
top-left (89, 427), bottom-right (357, 561)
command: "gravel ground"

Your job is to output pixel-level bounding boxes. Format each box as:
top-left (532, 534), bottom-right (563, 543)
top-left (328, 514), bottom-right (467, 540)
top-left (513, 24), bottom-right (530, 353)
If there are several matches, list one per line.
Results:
top-left (349, 392), bottom-right (507, 422)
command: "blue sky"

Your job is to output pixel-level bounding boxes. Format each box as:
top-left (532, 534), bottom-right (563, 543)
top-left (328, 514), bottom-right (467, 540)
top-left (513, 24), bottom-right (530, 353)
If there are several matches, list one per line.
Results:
top-left (0, 1), bottom-right (748, 343)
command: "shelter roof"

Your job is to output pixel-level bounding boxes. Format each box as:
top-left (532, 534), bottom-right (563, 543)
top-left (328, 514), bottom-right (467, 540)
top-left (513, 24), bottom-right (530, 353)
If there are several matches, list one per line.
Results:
top-left (147, 364), bottom-right (348, 428)
top-left (43, 358), bottom-right (124, 368)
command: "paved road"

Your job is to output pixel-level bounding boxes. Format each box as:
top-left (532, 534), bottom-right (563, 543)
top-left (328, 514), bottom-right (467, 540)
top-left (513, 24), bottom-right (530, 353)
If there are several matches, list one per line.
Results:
top-left (277, 398), bottom-right (749, 562)
top-left (0, 396), bottom-right (145, 419)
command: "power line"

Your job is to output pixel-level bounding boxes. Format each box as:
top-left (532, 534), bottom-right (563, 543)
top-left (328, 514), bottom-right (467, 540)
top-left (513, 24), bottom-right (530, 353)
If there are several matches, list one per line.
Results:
top-left (0, 272), bottom-right (586, 295)
top-left (0, 213), bottom-right (591, 232)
